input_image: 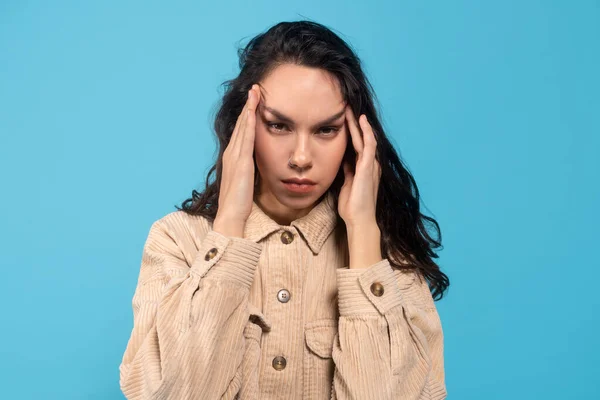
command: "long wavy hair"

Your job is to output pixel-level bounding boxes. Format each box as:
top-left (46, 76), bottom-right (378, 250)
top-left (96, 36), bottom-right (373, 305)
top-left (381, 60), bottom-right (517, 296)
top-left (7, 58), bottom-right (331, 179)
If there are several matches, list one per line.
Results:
top-left (176, 20), bottom-right (449, 301)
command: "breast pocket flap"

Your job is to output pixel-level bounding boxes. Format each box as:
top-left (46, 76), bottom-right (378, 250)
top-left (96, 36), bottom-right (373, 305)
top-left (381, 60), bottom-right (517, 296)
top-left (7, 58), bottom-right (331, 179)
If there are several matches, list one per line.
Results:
top-left (304, 319), bottom-right (338, 359)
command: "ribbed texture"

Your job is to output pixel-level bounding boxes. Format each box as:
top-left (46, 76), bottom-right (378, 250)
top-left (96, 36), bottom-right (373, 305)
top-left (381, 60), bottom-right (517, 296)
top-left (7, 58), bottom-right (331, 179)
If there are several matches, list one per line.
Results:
top-left (199, 230), bottom-right (263, 288)
top-left (336, 259), bottom-right (404, 316)
top-left (119, 192), bottom-right (447, 399)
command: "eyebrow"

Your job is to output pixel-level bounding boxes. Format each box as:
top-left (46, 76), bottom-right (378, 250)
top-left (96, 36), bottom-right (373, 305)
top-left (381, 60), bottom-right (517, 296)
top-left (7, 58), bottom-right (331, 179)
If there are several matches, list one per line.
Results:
top-left (260, 104), bottom-right (346, 128)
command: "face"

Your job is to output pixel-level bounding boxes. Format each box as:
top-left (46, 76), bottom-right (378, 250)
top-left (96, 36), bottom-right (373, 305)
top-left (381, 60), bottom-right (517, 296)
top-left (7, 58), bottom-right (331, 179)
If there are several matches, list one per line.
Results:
top-left (253, 63), bottom-right (348, 225)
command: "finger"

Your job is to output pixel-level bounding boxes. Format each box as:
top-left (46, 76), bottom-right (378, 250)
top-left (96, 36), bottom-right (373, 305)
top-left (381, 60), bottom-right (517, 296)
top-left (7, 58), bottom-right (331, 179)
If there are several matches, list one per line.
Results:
top-left (374, 159), bottom-right (382, 199)
top-left (373, 158), bottom-right (381, 187)
top-left (242, 85), bottom-right (260, 156)
top-left (231, 100), bottom-right (247, 141)
top-left (359, 114), bottom-right (377, 162)
top-left (345, 106), bottom-right (364, 157)
top-left (230, 89), bottom-right (252, 145)
top-left (256, 84), bottom-right (267, 114)
top-left (247, 84), bottom-right (260, 114)
top-left (238, 85), bottom-right (259, 158)
top-left (231, 88), bottom-right (252, 156)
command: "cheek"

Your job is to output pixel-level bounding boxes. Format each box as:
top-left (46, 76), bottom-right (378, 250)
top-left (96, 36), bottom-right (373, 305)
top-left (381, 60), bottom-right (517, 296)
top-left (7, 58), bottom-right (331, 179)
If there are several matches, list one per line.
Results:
top-left (319, 138), bottom-right (348, 176)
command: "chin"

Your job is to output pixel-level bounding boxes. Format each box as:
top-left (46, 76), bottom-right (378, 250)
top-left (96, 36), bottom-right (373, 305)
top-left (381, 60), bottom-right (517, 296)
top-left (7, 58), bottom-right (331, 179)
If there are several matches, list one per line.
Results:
top-left (276, 187), bottom-right (323, 206)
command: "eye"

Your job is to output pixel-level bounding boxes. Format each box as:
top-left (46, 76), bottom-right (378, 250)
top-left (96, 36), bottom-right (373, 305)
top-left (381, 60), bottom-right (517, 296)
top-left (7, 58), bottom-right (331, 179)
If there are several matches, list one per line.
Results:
top-left (319, 127), bottom-right (340, 136)
top-left (266, 122), bottom-right (288, 133)
top-left (266, 121), bottom-right (340, 136)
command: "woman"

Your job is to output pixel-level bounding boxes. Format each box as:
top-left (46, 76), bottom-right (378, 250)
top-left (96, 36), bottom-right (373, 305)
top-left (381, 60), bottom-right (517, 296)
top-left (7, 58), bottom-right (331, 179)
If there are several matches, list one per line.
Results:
top-left (119, 20), bottom-right (450, 399)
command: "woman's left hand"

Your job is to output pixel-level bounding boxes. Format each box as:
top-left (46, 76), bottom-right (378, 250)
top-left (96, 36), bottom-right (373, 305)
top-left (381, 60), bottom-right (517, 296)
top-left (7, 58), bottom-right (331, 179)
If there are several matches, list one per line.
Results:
top-left (338, 105), bottom-right (382, 228)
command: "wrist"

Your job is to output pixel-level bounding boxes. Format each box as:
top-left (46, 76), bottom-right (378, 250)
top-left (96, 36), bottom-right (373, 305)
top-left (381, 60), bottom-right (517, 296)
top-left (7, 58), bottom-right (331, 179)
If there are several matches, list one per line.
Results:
top-left (346, 222), bottom-right (380, 239)
top-left (347, 223), bottom-right (382, 269)
top-left (213, 215), bottom-right (245, 238)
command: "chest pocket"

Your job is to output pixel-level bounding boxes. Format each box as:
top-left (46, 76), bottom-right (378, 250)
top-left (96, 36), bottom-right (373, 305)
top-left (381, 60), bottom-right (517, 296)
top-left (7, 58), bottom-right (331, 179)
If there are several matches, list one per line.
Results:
top-left (227, 306), bottom-right (271, 400)
top-left (303, 318), bottom-right (338, 400)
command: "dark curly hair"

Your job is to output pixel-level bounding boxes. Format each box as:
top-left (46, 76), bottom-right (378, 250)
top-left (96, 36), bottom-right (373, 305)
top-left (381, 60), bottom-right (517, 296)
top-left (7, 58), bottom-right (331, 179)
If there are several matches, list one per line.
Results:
top-left (175, 20), bottom-right (450, 301)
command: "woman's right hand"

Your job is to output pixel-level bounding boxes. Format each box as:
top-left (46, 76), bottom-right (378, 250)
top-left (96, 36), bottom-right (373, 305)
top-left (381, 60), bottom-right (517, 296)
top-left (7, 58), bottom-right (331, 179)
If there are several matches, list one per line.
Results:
top-left (213, 84), bottom-right (262, 238)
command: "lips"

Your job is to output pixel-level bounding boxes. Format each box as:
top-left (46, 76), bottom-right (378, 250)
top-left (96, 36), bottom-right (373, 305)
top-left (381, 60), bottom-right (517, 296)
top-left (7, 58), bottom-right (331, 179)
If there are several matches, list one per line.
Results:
top-left (282, 178), bottom-right (316, 185)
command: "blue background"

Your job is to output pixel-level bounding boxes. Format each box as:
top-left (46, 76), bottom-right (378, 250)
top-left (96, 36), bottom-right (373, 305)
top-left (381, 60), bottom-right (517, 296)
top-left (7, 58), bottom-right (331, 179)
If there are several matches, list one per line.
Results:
top-left (1, 1), bottom-right (598, 398)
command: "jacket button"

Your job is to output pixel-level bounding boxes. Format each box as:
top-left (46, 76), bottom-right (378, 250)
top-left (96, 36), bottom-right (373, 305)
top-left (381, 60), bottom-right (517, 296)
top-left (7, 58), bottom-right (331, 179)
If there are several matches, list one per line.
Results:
top-left (272, 356), bottom-right (287, 371)
top-left (370, 282), bottom-right (384, 297)
top-left (204, 247), bottom-right (218, 261)
top-left (277, 289), bottom-right (291, 303)
top-left (280, 231), bottom-right (294, 244)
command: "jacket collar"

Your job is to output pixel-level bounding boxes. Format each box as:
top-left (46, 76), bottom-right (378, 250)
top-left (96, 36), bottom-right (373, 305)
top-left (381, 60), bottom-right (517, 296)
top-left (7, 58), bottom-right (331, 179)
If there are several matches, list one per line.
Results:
top-left (243, 191), bottom-right (339, 255)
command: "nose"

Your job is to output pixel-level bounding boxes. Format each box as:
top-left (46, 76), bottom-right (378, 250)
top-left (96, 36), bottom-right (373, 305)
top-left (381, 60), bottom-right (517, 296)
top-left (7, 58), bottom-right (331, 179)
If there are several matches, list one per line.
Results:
top-left (288, 135), bottom-right (312, 171)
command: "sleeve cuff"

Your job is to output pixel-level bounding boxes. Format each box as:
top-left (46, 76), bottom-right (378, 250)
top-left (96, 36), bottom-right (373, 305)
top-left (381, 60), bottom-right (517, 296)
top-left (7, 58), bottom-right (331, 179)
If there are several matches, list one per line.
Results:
top-left (190, 230), bottom-right (263, 289)
top-left (336, 258), bottom-right (404, 316)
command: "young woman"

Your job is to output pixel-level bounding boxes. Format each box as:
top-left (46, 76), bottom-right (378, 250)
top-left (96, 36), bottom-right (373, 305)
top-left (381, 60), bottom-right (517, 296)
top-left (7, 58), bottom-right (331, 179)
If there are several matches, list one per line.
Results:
top-left (119, 20), bottom-right (450, 400)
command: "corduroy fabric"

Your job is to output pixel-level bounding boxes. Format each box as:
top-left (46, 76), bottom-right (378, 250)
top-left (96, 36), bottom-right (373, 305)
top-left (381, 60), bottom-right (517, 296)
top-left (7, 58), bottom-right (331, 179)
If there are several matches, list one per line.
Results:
top-left (119, 191), bottom-right (447, 399)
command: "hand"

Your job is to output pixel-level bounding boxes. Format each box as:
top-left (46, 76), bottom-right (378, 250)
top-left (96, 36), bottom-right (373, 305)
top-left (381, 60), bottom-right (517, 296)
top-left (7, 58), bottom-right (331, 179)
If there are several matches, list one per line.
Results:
top-left (338, 106), bottom-right (382, 228)
top-left (214, 84), bottom-right (262, 236)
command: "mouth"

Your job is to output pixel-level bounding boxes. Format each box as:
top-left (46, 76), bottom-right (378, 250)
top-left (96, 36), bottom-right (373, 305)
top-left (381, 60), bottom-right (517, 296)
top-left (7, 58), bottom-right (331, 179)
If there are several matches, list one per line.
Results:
top-left (281, 179), bottom-right (317, 193)
top-left (282, 178), bottom-right (317, 185)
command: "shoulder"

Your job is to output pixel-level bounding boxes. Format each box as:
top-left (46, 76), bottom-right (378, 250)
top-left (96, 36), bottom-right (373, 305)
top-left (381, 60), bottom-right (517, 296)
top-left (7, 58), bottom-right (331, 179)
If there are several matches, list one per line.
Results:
top-left (135, 210), bottom-right (215, 285)
top-left (145, 210), bottom-right (214, 266)
top-left (152, 209), bottom-right (211, 236)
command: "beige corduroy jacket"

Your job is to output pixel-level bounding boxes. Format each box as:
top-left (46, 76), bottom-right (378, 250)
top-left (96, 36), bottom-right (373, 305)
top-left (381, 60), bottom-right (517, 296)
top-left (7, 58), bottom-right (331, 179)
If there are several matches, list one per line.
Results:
top-left (119, 192), bottom-right (447, 399)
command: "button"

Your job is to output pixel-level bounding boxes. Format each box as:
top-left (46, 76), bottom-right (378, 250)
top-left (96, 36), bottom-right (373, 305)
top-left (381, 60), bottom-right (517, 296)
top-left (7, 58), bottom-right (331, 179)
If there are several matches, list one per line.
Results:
top-left (370, 282), bottom-right (384, 297)
top-left (204, 247), bottom-right (218, 261)
top-left (272, 356), bottom-right (287, 371)
top-left (277, 289), bottom-right (291, 303)
top-left (280, 231), bottom-right (294, 244)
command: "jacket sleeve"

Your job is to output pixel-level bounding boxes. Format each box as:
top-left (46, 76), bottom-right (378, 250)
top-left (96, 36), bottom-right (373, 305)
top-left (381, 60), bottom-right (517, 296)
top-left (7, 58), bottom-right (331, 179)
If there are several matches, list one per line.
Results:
top-left (118, 219), bottom-right (265, 400)
top-left (331, 259), bottom-right (447, 400)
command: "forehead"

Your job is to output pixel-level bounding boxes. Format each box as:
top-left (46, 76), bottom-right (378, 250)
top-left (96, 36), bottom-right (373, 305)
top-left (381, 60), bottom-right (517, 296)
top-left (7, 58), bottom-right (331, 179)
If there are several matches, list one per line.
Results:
top-left (258, 64), bottom-right (345, 119)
